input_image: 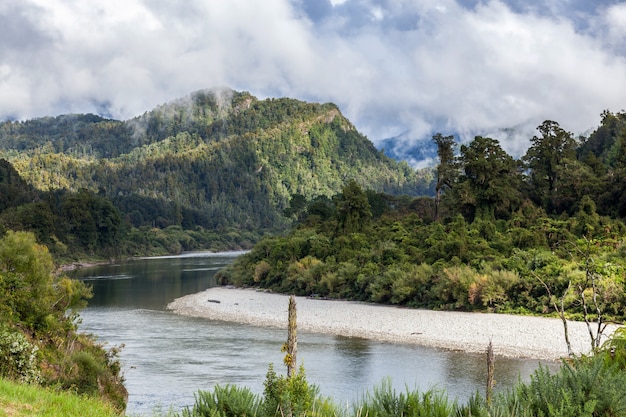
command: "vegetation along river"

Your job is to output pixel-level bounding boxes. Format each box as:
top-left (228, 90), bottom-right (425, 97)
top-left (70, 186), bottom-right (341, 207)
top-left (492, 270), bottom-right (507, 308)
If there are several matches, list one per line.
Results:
top-left (73, 252), bottom-right (558, 416)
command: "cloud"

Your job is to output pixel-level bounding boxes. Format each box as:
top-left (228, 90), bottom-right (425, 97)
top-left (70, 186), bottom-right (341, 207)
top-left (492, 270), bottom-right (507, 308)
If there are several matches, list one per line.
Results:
top-left (1, 0), bottom-right (626, 160)
top-left (602, 2), bottom-right (626, 49)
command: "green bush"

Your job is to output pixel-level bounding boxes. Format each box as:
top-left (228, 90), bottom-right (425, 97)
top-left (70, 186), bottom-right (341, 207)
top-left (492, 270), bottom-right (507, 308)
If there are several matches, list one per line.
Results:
top-left (356, 379), bottom-right (455, 417)
top-left (182, 384), bottom-right (261, 417)
top-left (183, 354), bottom-right (626, 417)
top-left (0, 231), bottom-right (126, 411)
top-left (456, 355), bottom-right (626, 417)
top-left (513, 358), bottom-right (626, 417)
top-left (0, 325), bottom-right (41, 384)
top-left (600, 326), bottom-right (626, 369)
top-left (262, 364), bottom-right (318, 417)
top-left (184, 364), bottom-right (339, 417)
top-left (66, 351), bottom-right (105, 394)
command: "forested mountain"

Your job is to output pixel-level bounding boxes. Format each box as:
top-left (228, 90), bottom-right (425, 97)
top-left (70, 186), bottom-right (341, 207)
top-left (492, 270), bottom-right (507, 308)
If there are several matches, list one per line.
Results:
top-left (0, 88), bottom-right (433, 259)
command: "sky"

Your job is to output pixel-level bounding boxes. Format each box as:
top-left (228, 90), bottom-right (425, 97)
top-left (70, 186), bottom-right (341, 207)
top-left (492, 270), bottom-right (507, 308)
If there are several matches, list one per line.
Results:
top-left (2, 0), bottom-right (626, 163)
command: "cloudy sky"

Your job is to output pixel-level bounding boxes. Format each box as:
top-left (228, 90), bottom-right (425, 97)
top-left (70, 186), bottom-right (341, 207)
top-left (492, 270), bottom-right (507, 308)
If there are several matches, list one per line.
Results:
top-left (2, 0), bottom-right (626, 160)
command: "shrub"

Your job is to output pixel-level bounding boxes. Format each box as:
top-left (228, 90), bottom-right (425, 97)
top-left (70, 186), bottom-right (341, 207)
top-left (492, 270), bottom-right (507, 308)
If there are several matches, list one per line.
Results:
top-left (429, 265), bottom-right (477, 310)
top-left (356, 379), bottom-right (455, 417)
top-left (66, 351), bottom-right (105, 394)
top-left (512, 358), bottom-right (626, 417)
top-left (600, 326), bottom-right (626, 369)
top-left (466, 356), bottom-right (626, 417)
top-left (182, 384), bottom-right (261, 417)
top-left (184, 364), bottom-right (338, 417)
top-left (262, 363), bottom-right (318, 417)
top-left (0, 325), bottom-right (41, 384)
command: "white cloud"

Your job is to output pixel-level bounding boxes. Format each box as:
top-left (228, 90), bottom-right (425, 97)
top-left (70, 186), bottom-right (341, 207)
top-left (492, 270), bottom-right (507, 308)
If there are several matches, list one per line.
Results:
top-left (603, 3), bottom-right (626, 44)
top-left (1, 0), bottom-right (626, 161)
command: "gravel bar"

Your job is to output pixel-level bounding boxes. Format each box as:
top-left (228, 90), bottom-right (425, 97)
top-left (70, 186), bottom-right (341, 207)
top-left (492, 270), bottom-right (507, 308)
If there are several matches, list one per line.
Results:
top-left (167, 286), bottom-right (619, 361)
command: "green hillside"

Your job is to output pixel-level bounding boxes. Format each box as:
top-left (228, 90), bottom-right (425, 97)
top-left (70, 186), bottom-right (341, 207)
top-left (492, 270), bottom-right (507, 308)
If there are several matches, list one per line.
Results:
top-left (0, 88), bottom-right (433, 258)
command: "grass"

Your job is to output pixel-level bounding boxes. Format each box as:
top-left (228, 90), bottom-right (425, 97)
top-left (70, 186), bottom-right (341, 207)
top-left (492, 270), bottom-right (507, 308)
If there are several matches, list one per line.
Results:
top-left (0, 377), bottom-right (120, 417)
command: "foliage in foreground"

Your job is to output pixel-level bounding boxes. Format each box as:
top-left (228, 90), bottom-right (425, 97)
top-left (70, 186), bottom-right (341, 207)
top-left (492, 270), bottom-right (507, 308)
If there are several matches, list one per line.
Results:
top-left (0, 376), bottom-right (119, 417)
top-left (182, 348), bottom-right (626, 417)
top-left (182, 364), bottom-right (335, 417)
top-left (357, 380), bottom-right (455, 417)
top-left (0, 231), bottom-right (126, 411)
top-left (183, 298), bottom-right (626, 417)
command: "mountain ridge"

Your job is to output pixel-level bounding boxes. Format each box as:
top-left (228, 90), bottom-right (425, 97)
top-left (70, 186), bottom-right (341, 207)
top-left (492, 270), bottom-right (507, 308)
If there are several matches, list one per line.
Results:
top-left (0, 88), bottom-right (434, 255)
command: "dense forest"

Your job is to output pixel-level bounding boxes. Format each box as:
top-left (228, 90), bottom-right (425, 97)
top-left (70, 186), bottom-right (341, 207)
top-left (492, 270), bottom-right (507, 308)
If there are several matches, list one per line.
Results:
top-left (218, 113), bottom-right (626, 341)
top-left (0, 88), bottom-right (433, 261)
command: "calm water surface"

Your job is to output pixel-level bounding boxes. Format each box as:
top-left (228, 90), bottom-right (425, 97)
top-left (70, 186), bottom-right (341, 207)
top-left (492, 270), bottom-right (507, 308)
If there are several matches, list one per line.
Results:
top-left (73, 253), bottom-right (556, 416)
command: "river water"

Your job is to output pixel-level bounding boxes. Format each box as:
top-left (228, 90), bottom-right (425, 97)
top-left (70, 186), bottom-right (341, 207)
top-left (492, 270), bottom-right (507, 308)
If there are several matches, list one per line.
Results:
top-left (73, 252), bottom-right (556, 416)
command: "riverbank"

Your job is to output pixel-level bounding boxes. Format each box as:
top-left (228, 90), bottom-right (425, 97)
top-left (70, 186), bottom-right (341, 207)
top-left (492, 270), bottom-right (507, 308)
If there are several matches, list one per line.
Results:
top-left (168, 287), bottom-right (620, 361)
top-left (57, 261), bottom-right (108, 273)
top-left (56, 250), bottom-right (248, 275)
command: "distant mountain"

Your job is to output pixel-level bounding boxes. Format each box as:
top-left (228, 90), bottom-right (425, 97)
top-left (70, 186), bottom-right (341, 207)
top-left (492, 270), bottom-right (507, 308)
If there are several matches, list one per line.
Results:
top-left (378, 126), bottom-right (534, 168)
top-left (379, 134), bottom-right (438, 168)
top-left (0, 88), bottom-right (435, 238)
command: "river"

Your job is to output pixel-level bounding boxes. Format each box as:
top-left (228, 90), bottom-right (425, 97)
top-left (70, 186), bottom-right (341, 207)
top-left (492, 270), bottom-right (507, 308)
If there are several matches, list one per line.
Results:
top-left (73, 252), bottom-right (556, 416)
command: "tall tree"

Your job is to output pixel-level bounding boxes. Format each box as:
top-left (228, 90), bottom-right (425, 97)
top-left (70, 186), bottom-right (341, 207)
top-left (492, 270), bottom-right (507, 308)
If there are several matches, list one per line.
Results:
top-left (596, 112), bottom-right (626, 217)
top-left (0, 159), bottom-right (36, 211)
top-left (432, 133), bottom-right (457, 221)
top-left (336, 180), bottom-right (372, 234)
top-left (62, 189), bottom-right (121, 251)
top-left (523, 120), bottom-right (577, 213)
top-left (455, 136), bottom-right (520, 221)
top-left (577, 110), bottom-right (626, 167)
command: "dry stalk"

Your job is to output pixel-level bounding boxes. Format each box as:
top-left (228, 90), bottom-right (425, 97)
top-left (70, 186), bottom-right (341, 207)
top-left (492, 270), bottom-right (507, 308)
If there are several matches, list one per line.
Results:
top-left (284, 294), bottom-right (298, 378)
top-left (486, 340), bottom-right (495, 403)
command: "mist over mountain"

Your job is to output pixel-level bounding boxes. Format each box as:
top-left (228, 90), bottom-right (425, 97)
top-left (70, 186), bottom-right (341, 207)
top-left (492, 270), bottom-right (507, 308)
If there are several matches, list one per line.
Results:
top-left (379, 135), bottom-right (437, 169)
top-left (0, 88), bottom-right (434, 256)
top-left (378, 119), bottom-right (594, 169)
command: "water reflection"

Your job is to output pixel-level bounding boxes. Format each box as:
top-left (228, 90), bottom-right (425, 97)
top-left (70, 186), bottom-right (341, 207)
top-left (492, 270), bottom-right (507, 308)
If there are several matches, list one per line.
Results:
top-left (334, 336), bottom-right (370, 379)
top-left (444, 349), bottom-right (549, 399)
top-left (70, 255), bottom-right (229, 309)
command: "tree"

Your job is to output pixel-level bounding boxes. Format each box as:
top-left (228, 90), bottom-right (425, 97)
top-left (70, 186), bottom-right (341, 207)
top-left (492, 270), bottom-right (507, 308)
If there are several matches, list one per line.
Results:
top-left (336, 180), bottom-right (372, 234)
top-left (62, 189), bottom-right (121, 252)
top-left (569, 237), bottom-right (625, 351)
top-left (432, 133), bottom-right (457, 221)
top-left (597, 114), bottom-right (626, 217)
top-left (0, 230), bottom-right (56, 329)
top-left (283, 194), bottom-right (307, 221)
top-left (528, 237), bottom-right (625, 355)
top-left (577, 110), bottom-right (626, 167)
top-left (523, 120), bottom-right (577, 213)
top-left (455, 136), bottom-right (521, 221)
top-left (0, 230), bottom-right (91, 331)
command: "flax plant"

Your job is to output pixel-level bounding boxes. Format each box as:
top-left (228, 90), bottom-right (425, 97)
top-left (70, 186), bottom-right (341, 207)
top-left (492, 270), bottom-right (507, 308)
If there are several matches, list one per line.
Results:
top-left (355, 379), bottom-right (455, 417)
